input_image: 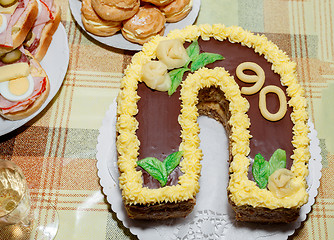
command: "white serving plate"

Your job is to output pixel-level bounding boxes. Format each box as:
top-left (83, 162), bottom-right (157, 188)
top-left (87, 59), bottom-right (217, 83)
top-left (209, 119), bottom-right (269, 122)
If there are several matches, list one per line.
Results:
top-left (69, 0), bottom-right (201, 51)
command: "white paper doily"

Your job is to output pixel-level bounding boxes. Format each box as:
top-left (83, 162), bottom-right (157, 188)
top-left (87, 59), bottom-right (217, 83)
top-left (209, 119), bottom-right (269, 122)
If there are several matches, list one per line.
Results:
top-left (69, 0), bottom-right (201, 51)
top-left (0, 24), bottom-right (69, 136)
top-left (96, 99), bottom-right (322, 240)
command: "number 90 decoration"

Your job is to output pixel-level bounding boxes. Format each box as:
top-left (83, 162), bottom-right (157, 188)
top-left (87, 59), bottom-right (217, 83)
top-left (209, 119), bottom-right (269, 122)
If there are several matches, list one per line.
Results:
top-left (236, 62), bottom-right (287, 121)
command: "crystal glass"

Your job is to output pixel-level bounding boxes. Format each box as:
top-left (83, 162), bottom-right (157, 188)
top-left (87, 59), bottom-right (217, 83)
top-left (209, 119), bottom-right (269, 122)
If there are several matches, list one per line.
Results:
top-left (0, 159), bottom-right (59, 239)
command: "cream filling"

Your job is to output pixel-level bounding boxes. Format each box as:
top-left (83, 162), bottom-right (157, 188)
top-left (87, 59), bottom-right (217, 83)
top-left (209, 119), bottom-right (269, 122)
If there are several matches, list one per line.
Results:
top-left (159, 0), bottom-right (172, 4)
top-left (122, 28), bottom-right (138, 39)
top-left (166, 0), bottom-right (193, 19)
top-left (83, 18), bottom-right (118, 30)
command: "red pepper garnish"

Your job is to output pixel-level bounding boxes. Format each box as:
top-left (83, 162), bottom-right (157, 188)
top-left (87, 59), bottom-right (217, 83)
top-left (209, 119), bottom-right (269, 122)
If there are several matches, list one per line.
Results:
top-left (0, 44), bottom-right (12, 49)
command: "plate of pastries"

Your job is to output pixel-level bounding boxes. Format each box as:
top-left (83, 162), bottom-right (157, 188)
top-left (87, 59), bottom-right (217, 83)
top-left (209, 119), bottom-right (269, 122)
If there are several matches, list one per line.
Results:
top-left (69, 0), bottom-right (201, 51)
top-left (0, 0), bottom-right (69, 135)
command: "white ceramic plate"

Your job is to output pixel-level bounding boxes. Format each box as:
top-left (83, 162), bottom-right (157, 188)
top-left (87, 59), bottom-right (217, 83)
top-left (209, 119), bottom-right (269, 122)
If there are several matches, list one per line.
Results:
top-left (96, 99), bottom-right (322, 240)
top-left (0, 24), bottom-right (69, 136)
top-left (69, 0), bottom-right (201, 51)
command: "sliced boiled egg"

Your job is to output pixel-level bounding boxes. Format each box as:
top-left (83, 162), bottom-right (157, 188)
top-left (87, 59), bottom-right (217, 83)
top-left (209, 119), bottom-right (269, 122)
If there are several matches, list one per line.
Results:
top-left (0, 14), bottom-right (8, 34)
top-left (0, 75), bottom-right (34, 101)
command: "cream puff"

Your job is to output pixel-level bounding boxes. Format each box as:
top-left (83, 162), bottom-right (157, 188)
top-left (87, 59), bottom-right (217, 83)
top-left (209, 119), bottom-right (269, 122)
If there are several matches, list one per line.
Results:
top-left (91, 0), bottom-right (140, 22)
top-left (159, 0), bottom-right (193, 23)
top-left (141, 0), bottom-right (175, 7)
top-left (81, 0), bottom-right (121, 36)
top-left (121, 5), bottom-right (166, 45)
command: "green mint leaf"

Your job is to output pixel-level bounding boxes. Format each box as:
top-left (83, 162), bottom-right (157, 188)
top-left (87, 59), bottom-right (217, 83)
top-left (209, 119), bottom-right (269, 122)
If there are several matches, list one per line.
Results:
top-left (190, 52), bottom-right (224, 72)
top-left (268, 149), bottom-right (286, 176)
top-left (137, 157), bottom-right (167, 186)
top-left (164, 151), bottom-right (183, 175)
top-left (252, 153), bottom-right (270, 189)
top-left (168, 67), bottom-right (189, 95)
top-left (186, 40), bottom-right (200, 62)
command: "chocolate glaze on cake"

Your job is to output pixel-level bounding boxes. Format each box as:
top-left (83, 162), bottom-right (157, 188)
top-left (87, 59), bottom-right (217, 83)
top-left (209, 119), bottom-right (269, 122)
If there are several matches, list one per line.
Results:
top-left (136, 84), bottom-right (182, 161)
top-left (136, 84), bottom-right (183, 189)
top-left (201, 38), bottom-right (294, 164)
top-left (136, 38), bottom-right (294, 188)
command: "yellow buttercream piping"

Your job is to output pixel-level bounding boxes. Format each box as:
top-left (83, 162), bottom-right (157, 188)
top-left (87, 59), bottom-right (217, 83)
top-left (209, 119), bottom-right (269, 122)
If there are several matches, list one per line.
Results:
top-left (116, 24), bottom-right (309, 209)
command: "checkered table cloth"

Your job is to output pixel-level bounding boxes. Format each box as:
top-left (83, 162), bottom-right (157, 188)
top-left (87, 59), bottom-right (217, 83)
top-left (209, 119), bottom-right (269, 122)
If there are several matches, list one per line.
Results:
top-left (0, 0), bottom-right (333, 239)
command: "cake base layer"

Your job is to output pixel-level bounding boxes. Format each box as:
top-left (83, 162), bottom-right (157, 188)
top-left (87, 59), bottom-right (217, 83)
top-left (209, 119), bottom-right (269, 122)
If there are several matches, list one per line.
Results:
top-left (125, 199), bottom-right (196, 220)
top-left (229, 199), bottom-right (300, 223)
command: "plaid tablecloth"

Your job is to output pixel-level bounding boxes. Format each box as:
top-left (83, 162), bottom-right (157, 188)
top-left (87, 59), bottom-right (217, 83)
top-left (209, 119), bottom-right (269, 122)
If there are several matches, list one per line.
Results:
top-left (0, 0), bottom-right (333, 239)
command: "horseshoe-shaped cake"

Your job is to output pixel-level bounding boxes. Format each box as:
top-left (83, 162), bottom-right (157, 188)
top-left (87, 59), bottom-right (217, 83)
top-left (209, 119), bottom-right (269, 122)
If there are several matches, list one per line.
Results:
top-left (116, 24), bottom-right (310, 223)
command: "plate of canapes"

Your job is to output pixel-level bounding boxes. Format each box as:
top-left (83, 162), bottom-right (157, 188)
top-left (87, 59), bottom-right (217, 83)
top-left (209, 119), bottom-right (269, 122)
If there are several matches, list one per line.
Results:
top-left (69, 0), bottom-right (201, 51)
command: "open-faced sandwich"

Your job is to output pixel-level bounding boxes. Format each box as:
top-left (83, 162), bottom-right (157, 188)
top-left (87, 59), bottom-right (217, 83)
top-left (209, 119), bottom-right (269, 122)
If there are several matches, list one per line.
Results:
top-left (23, 0), bottom-right (61, 61)
top-left (0, 0), bottom-right (38, 53)
top-left (0, 46), bottom-right (50, 120)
